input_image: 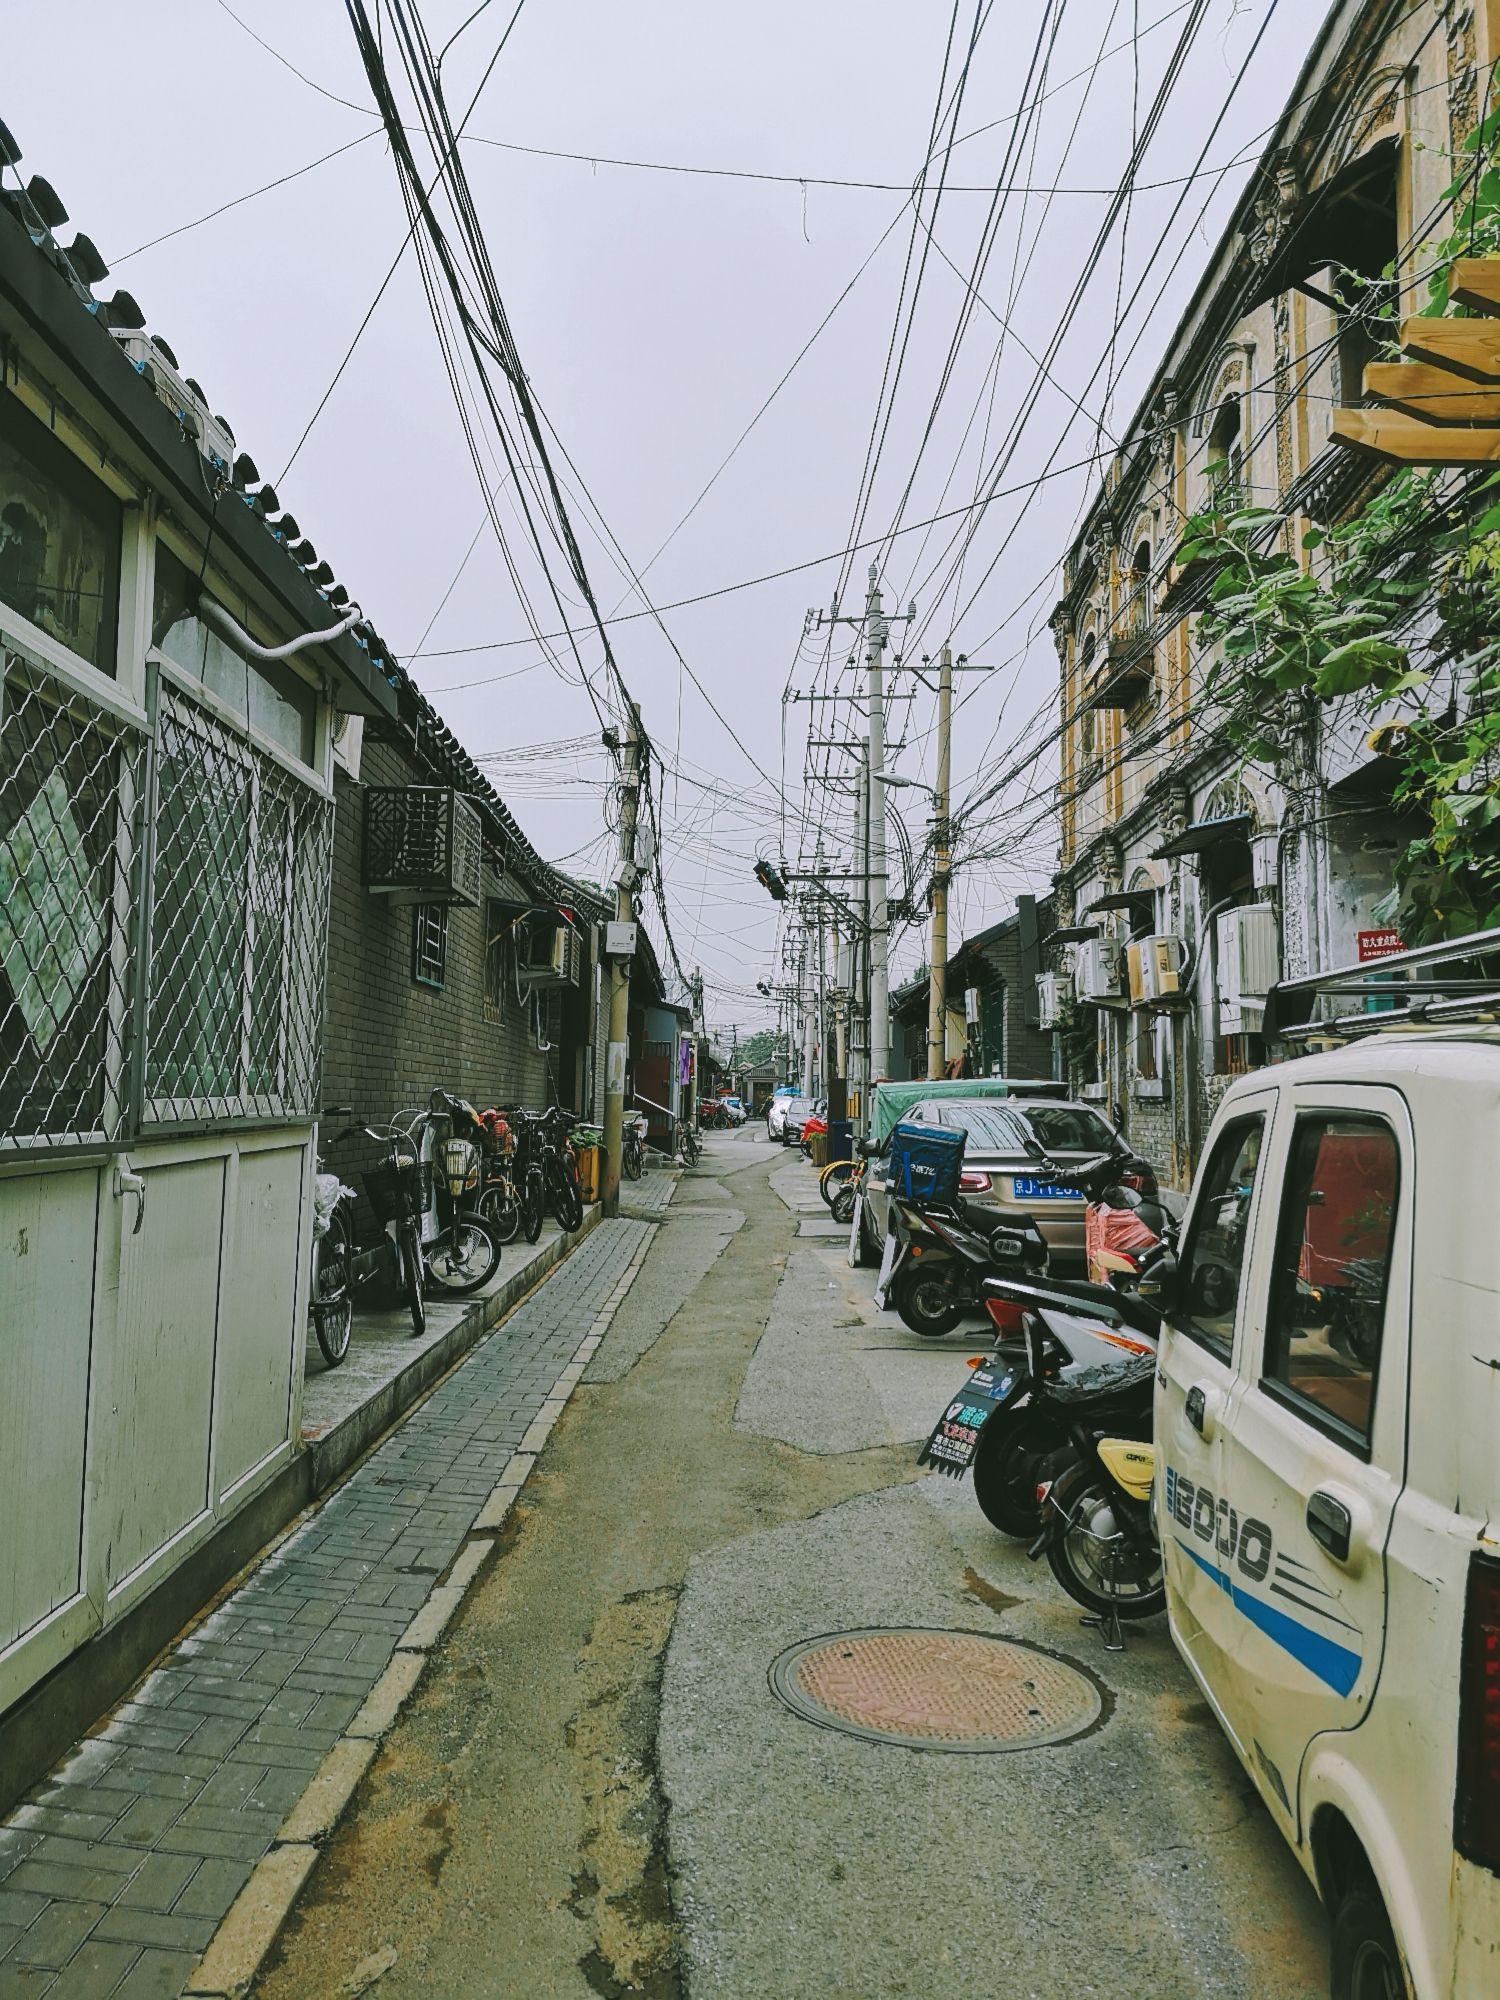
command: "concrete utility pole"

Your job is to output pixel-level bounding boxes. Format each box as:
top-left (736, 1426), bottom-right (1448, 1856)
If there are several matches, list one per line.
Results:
top-left (926, 644), bottom-right (953, 1080)
top-left (601, 705), bottom-right (641, 1216)
top-left (800, 931), bottom-right (815, 1097)
top-left (864, 567), bottom-right (891, 1087)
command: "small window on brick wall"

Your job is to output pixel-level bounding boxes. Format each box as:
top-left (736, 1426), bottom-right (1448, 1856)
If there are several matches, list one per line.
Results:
top-left (412, 903), bottom-right (448, 988)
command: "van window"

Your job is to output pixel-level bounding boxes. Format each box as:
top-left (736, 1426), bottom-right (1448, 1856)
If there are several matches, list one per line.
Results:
top-left (1175, 1114), bottom-right (1265, 1360)
top-left (1262, 1114), bottom-right (1398, 1452)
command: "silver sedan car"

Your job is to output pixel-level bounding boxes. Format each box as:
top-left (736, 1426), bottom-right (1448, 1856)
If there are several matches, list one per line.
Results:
top-left (861, 1097), bottom-right (1148, 1274)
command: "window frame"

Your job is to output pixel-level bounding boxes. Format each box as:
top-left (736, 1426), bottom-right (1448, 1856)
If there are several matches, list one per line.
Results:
top-left (411, 903), bottom-right (448, 990)
top-left (0, 391), bottom-right (123, 678)
top-left (1173, 1109), bottom-right (1268, 1363)
top-left (1257, 1109), bottom-right (1400, 1463)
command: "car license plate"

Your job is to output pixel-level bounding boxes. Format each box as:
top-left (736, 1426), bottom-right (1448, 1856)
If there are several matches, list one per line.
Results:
top-left (1010, 1175), bottom-right (1082, 1201)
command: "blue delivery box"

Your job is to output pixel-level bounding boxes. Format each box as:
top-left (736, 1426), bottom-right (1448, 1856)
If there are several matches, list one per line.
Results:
top-left (886, 1120), bottom-right (966, 1206)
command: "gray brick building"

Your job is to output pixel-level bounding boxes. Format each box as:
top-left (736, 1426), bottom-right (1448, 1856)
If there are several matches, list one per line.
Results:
top-left (890, 899), bottom-right (1056, 1084)
top-left (321, 673), bottom-right (610, 1136)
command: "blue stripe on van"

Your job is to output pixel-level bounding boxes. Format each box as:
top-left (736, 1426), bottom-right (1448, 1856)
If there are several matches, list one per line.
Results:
top-left (1174, 1538), bottom-right (1362, 1697)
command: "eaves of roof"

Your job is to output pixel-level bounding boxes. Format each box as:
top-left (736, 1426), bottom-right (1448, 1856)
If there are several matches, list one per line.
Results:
top-left (0, 203), bottom-right (397, 719)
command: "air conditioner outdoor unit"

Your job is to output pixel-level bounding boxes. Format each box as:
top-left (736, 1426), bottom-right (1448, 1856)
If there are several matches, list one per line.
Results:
top-left (518, 920), bottom-right (582, 988)
top-left (1127, 934), bottom-right (1186, 1006)
top-left (1035, 971), bottom-right (1067, 1030)
top-left (110, 329), bottom-right (236, 475)
top-left (1075, 936), bottom-right (1124, 1003)
top-left (1216, 904), bottom-right (1280, 1033)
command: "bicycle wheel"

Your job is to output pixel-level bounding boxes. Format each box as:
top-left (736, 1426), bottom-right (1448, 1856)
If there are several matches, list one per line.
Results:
top-left (480, 1178), bottom-right (520, 1245)
top-left (623, 1135), bottom-right (643, 1181)
top-left (819, 1159), bottom-right (855, 1207)
top-left (521, 1169), bottom-right (545, 1244)
top-left (549, 1162), bottom-right (584, 1233)
top-left (681, 1130), bottom-right (701, 1167)
top-left (311, 1204), bottom-right (354, 1368)
top-left (398, 1225), bottom-right (426, 1337)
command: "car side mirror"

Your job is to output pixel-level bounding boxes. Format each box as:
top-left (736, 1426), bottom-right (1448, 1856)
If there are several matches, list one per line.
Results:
top-left (1136, 1249), bottom-right (1179, 1314)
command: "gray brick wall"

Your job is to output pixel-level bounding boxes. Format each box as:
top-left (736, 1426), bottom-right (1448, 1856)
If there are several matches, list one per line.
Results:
top-left (321, 738), bottom-right (574, 1126)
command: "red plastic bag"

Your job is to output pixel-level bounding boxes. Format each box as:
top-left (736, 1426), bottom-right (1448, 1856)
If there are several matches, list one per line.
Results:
top-left (1085, 1201), bottom-right (1160, 1285)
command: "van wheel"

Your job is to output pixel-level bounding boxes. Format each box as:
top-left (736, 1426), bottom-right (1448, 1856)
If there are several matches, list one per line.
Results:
top-left (1330, 1883), bottom-right (1409, 2000)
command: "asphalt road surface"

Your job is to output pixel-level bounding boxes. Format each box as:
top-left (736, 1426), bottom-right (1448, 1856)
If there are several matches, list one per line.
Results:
top-left (253, 1128), bottom-right (1328, 2000)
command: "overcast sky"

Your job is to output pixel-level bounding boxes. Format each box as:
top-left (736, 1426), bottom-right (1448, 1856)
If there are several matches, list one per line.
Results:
top-left (14, 1), bottom-right (1328, 1039)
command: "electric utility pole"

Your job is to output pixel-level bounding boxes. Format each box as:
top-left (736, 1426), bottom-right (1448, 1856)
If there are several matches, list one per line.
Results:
top-left (864, 568), bottom-right (891, 1086)
top-left (927, 644), bottom-right (953, 1080)
top-left (601, 705), bottom-right (641, 1216)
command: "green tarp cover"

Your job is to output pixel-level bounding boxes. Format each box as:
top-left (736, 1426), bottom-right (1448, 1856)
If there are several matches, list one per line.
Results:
top-left (869, 1075), bottom-right (1054, 1145)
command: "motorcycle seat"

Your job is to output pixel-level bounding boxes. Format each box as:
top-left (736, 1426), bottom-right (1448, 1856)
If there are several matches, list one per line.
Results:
top-left (981, 1273), bottom-right (1158, 1341)
top-left (1037, 1275), bottom-right (1161, 1339)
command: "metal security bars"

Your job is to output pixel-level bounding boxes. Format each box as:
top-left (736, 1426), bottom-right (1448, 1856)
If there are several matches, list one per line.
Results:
top-left (0, 645), bottom-right (143, 1150)
top-left (0, 638), bottom-right (333, 1159)
top-left (145, 683), bottom-right (332, 1126)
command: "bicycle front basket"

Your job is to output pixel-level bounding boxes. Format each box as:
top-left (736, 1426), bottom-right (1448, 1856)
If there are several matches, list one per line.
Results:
top-left (364, 1157), bottom-right (431, 1226)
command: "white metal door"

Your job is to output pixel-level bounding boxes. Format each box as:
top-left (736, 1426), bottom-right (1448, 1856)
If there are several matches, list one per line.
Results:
top-left (0, 1168), bottom-right (99, 1660)
top-left (1157, 1094), bottom-right (1276, 1750)
top-left (1212, 1084), bottom-right (1410, 1839)
top-left (102, 1154), bottom-right (226, 1596)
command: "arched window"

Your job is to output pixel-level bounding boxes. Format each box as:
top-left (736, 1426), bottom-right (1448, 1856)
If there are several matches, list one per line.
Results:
top-left (1078, 629), bottom-right (1098, 766)
top-left (1207, 399), bottom-right (1243, 508)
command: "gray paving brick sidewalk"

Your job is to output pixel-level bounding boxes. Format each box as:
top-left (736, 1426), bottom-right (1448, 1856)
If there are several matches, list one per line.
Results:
top-left (0, 1219), bottom-right (650, 2000)
top-left (621, 1165), bottom-right (677, 1216)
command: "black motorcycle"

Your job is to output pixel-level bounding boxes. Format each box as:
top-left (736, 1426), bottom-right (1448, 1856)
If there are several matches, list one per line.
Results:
top-left (918, 1269), bottom-right (1161, 1540)
top-left (887, 1141), bottom-right (1167, 1339)
top-left (888, 1200), bottom-right (1050, 1337)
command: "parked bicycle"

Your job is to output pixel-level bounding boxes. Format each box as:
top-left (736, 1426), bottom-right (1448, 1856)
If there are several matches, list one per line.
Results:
top-left (623, 1113), bottom-right (646, 1182)
top-left (322, 1097), bottom-right (500, 1340)
top-left (536, 1106), bottom-right (584, 1231)
top-left (677, 1118), bottom-right (701, 1167)
top-left (310, 1105), bottom-right (356, 1367)
top-left (474, 1107), bottom-right (521, 1245)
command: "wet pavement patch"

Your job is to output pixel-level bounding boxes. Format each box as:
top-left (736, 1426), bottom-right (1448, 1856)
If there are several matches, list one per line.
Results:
top-left (768, 1627), bottom-right (1106, 1752)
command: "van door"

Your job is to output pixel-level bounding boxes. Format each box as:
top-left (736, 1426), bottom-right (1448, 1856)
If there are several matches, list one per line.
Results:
top-left (1212, 1084), bottom-right (1410, 1840)
top-left (1157, 1097), bottom-right (1275, 1751)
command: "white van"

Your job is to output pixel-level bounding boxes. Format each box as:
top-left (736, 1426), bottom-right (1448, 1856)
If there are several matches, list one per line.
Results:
top-left (1155, 1023), bottom-right (1500, 1998)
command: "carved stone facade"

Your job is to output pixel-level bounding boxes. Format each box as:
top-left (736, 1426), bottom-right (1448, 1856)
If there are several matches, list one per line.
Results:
top-left (1044, 0), bottom-right (1478, 1183)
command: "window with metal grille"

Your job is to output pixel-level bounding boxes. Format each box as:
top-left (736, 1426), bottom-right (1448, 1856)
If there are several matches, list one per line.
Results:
top-left (483, 899), bottom-right (507, 1022)
top-left (145, 683), bottom-right (331, 1123)
top-left (0, 644), bottom-right (141, 1148)
top-left (412, 903), bottom-right (447, 988)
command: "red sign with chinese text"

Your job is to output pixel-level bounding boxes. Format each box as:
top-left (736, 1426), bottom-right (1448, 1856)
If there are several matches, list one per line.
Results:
top-left (1356, 929), bottom-right (1404, 963)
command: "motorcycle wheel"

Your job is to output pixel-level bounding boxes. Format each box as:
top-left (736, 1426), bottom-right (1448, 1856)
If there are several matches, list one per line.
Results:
top-left (522, 1173), bottom-right (545, 1244)
top-left (479, 1180), bottom-right (520, 1245)
top-left (398, 1226), bottom-right (427, 1338)
top-left (1044, 1461), bottom-right (1165, 1620)
top-left (423, 1213), bottom-right (500, 1297)
top-left (892, 1262), bottom-right (964, 1338)
top-left (970, 1410), bottom-right (1059, 1538)
top-left (830, 1183), bottom-right (857, 1227)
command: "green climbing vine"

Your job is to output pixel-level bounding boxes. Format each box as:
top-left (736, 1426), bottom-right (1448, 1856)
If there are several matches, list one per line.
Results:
top-left (1171, 116), bottom-right (1500, 944)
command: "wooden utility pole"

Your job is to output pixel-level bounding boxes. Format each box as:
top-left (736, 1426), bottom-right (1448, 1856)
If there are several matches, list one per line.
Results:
top-left (925, 644), bottom-right (953, 1080)
top-left (601, 706), bottom-right (641, 1215)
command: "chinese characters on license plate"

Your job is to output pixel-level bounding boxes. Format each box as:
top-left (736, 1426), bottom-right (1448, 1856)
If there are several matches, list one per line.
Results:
top-left (1010, 1175), bottom-right (1082, 1201)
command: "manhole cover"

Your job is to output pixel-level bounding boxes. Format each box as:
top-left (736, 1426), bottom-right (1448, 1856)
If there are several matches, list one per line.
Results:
top-left (768, 1627), bottom-right (1105, 1752)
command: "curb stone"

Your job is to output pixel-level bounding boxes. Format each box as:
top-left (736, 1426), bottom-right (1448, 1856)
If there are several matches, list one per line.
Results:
top-left (181, 1224), bottom-right (657, 2000)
